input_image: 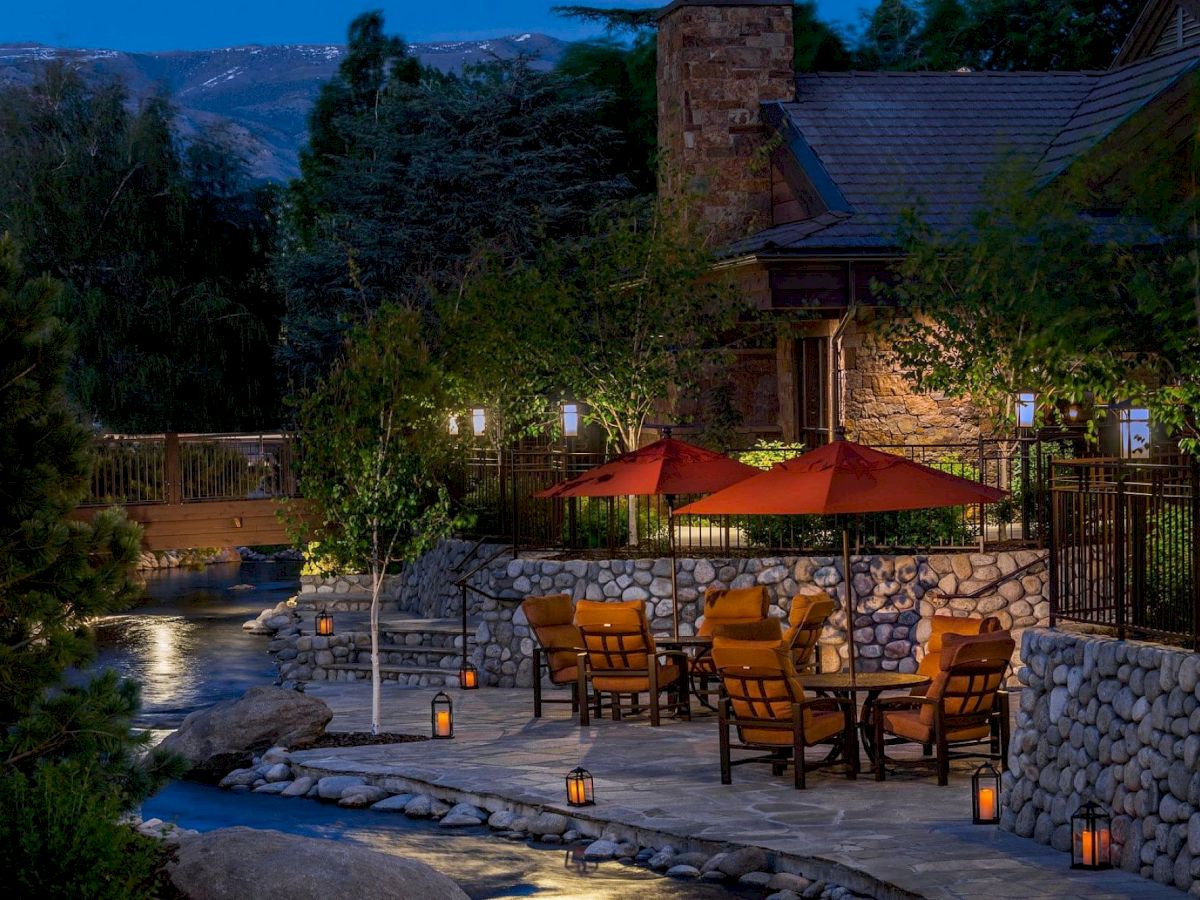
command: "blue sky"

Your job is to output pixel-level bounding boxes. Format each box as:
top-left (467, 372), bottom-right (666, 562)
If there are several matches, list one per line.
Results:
top-left (4, 1), bottom-right (868, 51)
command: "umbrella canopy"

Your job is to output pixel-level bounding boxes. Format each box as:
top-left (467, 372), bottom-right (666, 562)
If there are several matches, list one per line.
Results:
top-left (674, 439), bottom-right (1008, 685)
top-left (674, 439), bottom-right (1006, 516)
top-left (534, 437), bottom-right (758, 499)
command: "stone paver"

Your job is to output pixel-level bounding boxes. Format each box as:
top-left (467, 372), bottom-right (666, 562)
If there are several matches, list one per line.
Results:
top-left (289, 684), bottom-right (1180, 900)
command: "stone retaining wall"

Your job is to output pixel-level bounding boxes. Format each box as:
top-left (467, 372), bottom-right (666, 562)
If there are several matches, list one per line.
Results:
top-left (465, 546), bottom-right (1048, 688)
top-left (1005, 628), bottom-right (1200, 892)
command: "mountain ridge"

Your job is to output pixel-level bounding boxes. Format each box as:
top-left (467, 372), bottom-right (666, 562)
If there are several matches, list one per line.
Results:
top-left (0, 34), bottom-right (569, 181)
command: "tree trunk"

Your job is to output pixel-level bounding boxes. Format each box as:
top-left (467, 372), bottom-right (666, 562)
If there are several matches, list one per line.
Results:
top-left (370, 565), bottom-right (382, 736)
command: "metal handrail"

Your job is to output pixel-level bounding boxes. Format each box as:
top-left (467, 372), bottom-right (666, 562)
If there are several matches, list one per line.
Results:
top-left (454, 543), bottom-right (516, 658)
top-left (929, 556), bottom-right (1046, 602)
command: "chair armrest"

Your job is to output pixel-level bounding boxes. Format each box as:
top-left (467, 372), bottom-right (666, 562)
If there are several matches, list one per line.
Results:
top-left (872, 695), bottom-right (940, 714)
top-left (540, 645), bottom-right (583, 654)
top-left (795, 696), bottom-right (854, 717)
top-left (656, 649), bottom-right (688, 663)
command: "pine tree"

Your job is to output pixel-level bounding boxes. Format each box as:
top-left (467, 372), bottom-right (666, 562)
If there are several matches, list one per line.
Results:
top-left (0, 235), bottom-right (179, 895)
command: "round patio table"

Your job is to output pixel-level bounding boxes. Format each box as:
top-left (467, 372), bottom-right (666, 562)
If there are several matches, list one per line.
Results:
top-left (800, 672), bottom-right (931, 763)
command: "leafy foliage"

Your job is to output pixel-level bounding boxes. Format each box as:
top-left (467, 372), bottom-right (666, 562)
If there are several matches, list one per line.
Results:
top-left (884, 124), bottom-right (1200, 451)
top-left (0, 64), bottom-right (282, 431)
top-left (277, 11), bottom-right (632, 388)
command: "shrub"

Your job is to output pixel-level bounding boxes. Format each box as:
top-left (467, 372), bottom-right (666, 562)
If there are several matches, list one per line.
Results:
top-left (0, 761), bottom-right (173, 899)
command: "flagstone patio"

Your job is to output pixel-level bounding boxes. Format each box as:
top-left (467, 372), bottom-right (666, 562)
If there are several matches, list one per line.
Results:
top-left (289, 683), bottom-right (1179, 900)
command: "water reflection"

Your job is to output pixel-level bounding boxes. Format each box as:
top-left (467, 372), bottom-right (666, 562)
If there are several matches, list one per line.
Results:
top-left (89, 561), bottom-right (299, 730)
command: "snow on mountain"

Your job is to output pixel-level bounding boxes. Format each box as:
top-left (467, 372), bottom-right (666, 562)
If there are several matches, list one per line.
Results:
top-left (0, 34), bottom-right (568, 181)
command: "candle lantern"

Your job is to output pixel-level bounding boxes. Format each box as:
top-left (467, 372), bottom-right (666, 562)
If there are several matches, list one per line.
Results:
top-left (431, 691), bottom-right (454, 739)
top-left (459, 662), bottom-right (479, 690)
top-left (315, 610), bottom-right (334, 637)
top-left (1071, 800), bottom-right (1112, 870)
top-left (565, 766), bottom-right (594, 807)
top-left (971, 762), bottom-right (1001, 824)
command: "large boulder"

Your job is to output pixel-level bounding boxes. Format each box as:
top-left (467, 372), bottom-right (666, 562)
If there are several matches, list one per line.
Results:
top-left (169, 828), bottom-right (468, 900)
top-left (159, 687), bottom-right (332, 774)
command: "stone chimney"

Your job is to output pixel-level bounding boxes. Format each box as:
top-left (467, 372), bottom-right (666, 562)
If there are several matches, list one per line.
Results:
top-left (657, 0), bottom-right (795, 244)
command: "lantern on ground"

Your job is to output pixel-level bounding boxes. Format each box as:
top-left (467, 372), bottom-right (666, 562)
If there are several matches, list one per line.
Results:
top-left (1071, 800), bottom-right (1112, 870)
top-left (471, 407), bottom-right (487, 437)
top-left (431, 691), bottom-right (454, 739)
top-left (565, 766), bottom-right (594, 807)
top-left (971, 762), bottom-right (1001, 824)
top-left (1015, 391), bottom-right (1037, 429)
top-left (459, 662), bottom-right (479, 690)
top-left (448, 413), bottom-right (460, 436)
top-left (561, 402), bottom-right (579, 438)
top-left (315, 610), bottom-right (334, 637)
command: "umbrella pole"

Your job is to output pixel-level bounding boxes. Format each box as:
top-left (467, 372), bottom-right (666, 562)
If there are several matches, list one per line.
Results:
top-left (843, 527), bottom-right (857, 687)
top-left (668, 496), bottom-right (680, 640)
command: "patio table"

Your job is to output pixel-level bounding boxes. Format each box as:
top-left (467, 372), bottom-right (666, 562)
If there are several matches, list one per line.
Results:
top-left (800, 672), bottom-right (931, 763)
top-left (656, 635), bottom-right (717, 710)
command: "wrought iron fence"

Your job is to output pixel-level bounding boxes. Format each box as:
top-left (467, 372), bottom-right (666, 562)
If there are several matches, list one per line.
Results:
top-left (456, 434), bottom-right (1075, 555)
top-left (83, 433), bottom-right (299, 506)
top-left (1051, 458), bottom-right (1199, 648)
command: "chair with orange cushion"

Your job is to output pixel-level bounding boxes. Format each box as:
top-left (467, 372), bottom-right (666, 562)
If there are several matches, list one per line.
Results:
top-left (915, 614), bottom-right (1003, 681)
top-left (782, 592), bottom-right (835, 674)
top-left (872, 631), bottom-right (1016, 785)
top-left (574, 599), bottom-right (690, 727)
top-left (713, 634), bottom-right (856, 789)
top-left (520, 594), bottom-right (583, 718)
top-left (691, 586), bottom-right (777, 701)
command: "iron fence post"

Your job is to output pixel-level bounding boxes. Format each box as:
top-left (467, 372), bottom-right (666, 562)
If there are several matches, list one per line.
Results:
top-left (1192, 462), bottom-right (1200, 651)
top-left (1048, 460), bottom-right (1058, 629)
top-left (1115, 475), bottom-right (1127, 641)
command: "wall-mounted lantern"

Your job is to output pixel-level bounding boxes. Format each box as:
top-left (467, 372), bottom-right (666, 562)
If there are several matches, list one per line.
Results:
top-left (561, 402), bottom-right (579, 438)
top-left (1117, 407), bottom-right (1151, 458)
top-left (1015, 391), bottom-right (1037, 429)
top-left (471, 408), bottom-right (487, 437)
top-left (448, 413), bottom-right (460, 436)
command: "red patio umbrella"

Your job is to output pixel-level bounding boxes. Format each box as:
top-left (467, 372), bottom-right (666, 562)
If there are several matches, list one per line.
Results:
top-left (675, 439), bottom-right (1007, 682)
top-left (535, 437), bottom-right (758, 637)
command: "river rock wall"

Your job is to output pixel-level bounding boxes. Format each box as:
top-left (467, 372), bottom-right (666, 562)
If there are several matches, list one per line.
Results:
top-left (465, 547), bottom-right (1048, 688)
top-left (1004, 628), bottom-right (1200, 892)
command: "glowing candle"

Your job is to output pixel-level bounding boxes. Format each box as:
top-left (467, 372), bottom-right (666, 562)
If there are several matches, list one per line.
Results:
top-left (977, 787), bottom-right (996, 822)
top-left (435, 709), bottom-right (451, 736)
top-left (1081, 830), bottom-right (1095, 867)
top-left (568, 779), bottom-right (586, 806)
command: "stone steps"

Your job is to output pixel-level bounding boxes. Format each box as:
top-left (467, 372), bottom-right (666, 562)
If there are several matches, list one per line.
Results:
top-left (380, 617), bottom-right (474, 635)
top-left (315, 661), bottom-right (463, 686)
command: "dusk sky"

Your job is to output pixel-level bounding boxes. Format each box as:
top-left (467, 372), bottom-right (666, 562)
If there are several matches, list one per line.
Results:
top-left (4, 1), bottom-right (869, 51)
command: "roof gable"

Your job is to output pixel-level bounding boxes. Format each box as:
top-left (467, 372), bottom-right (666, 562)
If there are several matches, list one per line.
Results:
top-left (1115, 0), bottom-right (1200, 66)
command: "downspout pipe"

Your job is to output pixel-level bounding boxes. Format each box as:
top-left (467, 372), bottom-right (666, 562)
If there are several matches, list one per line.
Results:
top-left (830, 290), bottom-right (859, 440)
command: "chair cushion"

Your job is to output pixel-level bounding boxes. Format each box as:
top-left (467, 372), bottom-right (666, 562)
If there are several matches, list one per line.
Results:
top-left (882, 709), bottom-right (990, 744)
top-left (742, 709), bottom-right (843, 747)
top-left (550, 664), bottom-right (579, 685)
top-left (574, 598), bottom-right (645, 629)
top-left (522, 594), bottom-right (574, 628)
top-left (536, 623), bottom-right (582, 674)
top-left (592, 661), bottom-right (682, 693)
top-left (787, 592), bottom-right (835, 627)
top-left (783, 592), bottom-right (834, 669)
top-left (916, 615), bottom-right (1003, 677)
top-left (697, 586), bottom-right (768, 636)
top-left (711, 619), bottom-right (783, 641)
top-left (920, 632), bottom-right (1015, 726)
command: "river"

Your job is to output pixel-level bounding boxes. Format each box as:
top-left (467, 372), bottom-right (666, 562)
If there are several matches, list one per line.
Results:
top-left (92, 561), bottom-right (745, 900)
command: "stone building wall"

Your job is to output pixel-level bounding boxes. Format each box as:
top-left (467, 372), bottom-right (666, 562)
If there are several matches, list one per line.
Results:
top-left (657, 0), bottom-right (795, 244)
top-left (1006, 629), bottom-right (1200, 892)
top-left (840, 312), bottom-right (984, 446)
top-left (466, 546), bottom-right (1047, 688)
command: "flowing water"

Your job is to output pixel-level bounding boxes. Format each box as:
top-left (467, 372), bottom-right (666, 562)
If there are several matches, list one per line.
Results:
top-left (93, 562), bottom-right (743, 899)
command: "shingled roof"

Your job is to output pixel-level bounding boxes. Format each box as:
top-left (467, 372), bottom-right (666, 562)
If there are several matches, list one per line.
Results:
top-left (735, 48), bottom-right (1200, 256)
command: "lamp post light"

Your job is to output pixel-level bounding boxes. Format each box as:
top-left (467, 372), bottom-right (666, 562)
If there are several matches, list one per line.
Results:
top-left (431, 691), bottom-right (454, 739)
top-left (1118, 406), bottom-right (1151, 458)
top-left (448, 413), bottom-right (460, 436)
top-left (561, 402), bottom-right (579, 439)
top-left (459, 661), bottom-right (479, 690)
top-left (471, 407), bottom-right (487, 437)
top-left (1015, 391), bottom-right (1037, 430)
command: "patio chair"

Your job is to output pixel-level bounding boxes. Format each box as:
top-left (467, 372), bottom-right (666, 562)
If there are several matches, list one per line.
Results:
top-left (782, 592), bottom-right (835, 674)
top-left (873, 631), bottom-right (1016, 785)
top-left (691, 586), bottom-right (777, 704)
top-left (915, 614), bottom-right (1003, 681)
top-left (713, 635), bottom-right (857, 789)
top-left (574, 599), bottom-right (690, 727)
top-left (520, 594), bottom-right (583, 718)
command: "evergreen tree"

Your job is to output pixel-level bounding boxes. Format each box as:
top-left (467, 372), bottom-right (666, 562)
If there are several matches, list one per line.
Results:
top-left (0, 235), bottom-right (180, 895)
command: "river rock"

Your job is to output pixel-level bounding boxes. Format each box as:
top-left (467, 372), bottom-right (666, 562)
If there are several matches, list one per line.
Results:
top-left (666, 865), bottom-right (700, 879)
top-left (338, 786), bottom-right (389, 808)
top-left (371, 794), bottom-right (416, 812)
top-left (253, 782), bottom-right (291, 795)
top-left (317, 776), bottom-right (366, 800)
top-left (168, 827), bottom-right (469, 899)
top-left (281, 777), bottom-right (314, 797)
top-left (439, 803), bottom-right (487, 826)
top-left (159, 687), bottom-right (332, 774)
top-left (583, 839), bottom-right (619, 860)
